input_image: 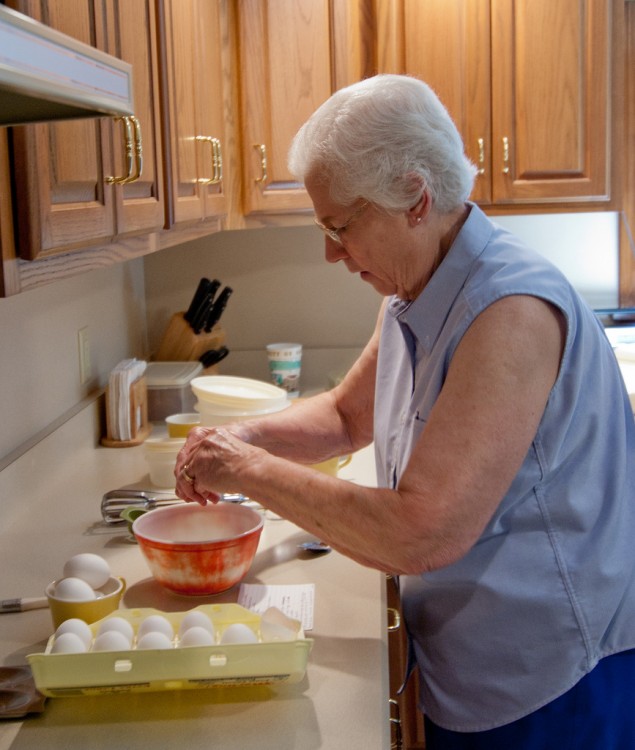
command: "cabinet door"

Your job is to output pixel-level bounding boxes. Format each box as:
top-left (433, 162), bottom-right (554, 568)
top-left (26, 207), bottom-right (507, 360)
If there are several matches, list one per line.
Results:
top-left (387, 576), bottom-right (426, 749)
top-left (108, 0), bottom-right (165, 236)
top-left (10, 0), bottom-right (165, 259)
top-left (491, 0), bottom-right (611, 203)
top-left (375, 0), bottom-right (611, 207)
top-left (162, 0), bottom-right (227, 226)
top-left (238, 0), bottom-right (371, 215)
top-left (376, 0), bottom-right (491, 205)
top-left (10, 0), bottom-right (116, 259)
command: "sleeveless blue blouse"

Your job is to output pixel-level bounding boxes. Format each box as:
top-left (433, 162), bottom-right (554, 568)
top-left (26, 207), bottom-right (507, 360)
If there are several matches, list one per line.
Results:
top-left (374, 203), bottom-right (635, 731)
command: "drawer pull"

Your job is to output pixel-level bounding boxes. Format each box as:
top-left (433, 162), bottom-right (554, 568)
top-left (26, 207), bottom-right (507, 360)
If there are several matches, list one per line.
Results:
top-left (387, 607), bottom-right (401, 632)
top-left (389, 698), bottom-right (403, 749)
top-left (477, 137), bottom-right (486, 175)
top-left (502, 136), bottom-right (510, 174)
top-left (254, 143), bottom-right (268, 184)
top-left (106, 116), bottom-right (135, 184)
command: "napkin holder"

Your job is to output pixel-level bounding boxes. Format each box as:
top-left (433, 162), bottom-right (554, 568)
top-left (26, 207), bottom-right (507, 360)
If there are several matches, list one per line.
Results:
top-left (102, 375), bottom-right (152, 447)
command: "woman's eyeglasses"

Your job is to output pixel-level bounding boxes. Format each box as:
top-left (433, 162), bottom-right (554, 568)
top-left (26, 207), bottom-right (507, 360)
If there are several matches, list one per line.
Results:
top-left (313, 201), bottom-right (369, 245)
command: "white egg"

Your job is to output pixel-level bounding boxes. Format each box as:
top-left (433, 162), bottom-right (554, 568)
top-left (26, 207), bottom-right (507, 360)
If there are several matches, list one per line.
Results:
top-left (54, 577), bottom-right (96, 601)
top-left (92, 630), bottom-right (131, 652)
top-left (63, 553), bottom-right (111, 589)
top-left (178, 610), bottom-right (215, 638)
top-left (137, 631), bottom-right (173, 650)
top-left (137, 615), bottom-right (174, 640)
top-left (179, 626), bottom-right (215, 647)
top-left (55, 618), bottom-right (93, 647)
top-left (220, 623), bottom-right (258, 644)
top-left (51, 632), bottom-right (88, 654)
top-left (98, 617), bottom-right (134, 646)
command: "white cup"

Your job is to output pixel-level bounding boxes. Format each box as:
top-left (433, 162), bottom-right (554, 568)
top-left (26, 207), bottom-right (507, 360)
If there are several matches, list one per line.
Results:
top-left (266, 343), bottom-right (302, 397)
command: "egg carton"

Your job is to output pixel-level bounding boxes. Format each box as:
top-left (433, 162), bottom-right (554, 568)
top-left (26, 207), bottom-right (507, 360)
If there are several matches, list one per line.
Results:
top-left (27, 603), bottom-right (313, 697)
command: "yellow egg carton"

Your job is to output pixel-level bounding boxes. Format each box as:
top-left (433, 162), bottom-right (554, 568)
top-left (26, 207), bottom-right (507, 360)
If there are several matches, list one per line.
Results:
top-left (27, 603), bottom-right (313, 697)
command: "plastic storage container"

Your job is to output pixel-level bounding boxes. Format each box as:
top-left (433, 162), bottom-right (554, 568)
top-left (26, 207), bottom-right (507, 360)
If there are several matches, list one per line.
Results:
top-left (191, 375), bottom-right (289, 426)
top-left (143, 437), bottom-right (186, 488)
top-left (146, 362), bottom-right (203, 422)
top-left (27, 603), bottom-right (312, 696)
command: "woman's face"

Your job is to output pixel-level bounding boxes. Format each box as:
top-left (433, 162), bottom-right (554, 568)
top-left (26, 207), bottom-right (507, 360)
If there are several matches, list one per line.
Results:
top-left (306, 174), bottom-right (437, 300)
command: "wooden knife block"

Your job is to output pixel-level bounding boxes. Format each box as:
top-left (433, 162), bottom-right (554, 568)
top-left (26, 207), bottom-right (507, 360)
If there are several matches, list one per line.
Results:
top-left (154, 312), bottom-right (225, 362)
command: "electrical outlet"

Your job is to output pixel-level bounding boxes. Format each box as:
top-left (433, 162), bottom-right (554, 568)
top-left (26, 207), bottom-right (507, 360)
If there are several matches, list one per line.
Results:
top-left (77, 327), bottom-right (92, 385)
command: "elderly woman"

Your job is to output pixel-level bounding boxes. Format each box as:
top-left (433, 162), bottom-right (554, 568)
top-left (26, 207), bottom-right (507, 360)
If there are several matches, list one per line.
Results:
top-left (176, 75), bottom-right (635, 748)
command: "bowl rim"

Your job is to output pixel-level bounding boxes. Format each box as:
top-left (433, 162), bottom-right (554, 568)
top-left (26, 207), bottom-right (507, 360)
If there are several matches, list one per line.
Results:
top-left (131, 502), bottom-right (264, 546)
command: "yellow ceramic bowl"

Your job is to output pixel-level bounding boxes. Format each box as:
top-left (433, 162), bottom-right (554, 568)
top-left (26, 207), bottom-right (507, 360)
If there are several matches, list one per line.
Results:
top-left (46, 576), bottom-right (126, 629)
top-left (165, 413), bottom-right (201, 438)
top-left (309, 455), bottom-right (352, 477)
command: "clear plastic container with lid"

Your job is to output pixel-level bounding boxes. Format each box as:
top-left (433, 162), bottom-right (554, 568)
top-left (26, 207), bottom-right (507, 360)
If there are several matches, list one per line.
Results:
top-left (191, 376), bottom-right (289, 426)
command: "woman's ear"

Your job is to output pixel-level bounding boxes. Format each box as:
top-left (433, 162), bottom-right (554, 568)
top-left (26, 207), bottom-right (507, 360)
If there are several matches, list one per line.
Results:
top-left (407, 188), bottom-right (431, 227)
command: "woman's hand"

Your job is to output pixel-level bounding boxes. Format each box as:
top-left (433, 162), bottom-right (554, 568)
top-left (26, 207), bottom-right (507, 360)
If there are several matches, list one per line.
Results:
top-left (174, 426), bottom-right (262, 505)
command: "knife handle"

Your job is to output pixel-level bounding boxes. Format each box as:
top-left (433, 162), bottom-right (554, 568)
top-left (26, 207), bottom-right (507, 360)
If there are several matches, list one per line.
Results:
top-left (205, 287), bottom-right (233, 331)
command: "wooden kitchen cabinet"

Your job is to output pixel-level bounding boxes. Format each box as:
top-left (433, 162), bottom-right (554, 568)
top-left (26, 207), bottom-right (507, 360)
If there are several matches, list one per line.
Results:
top-left (387, 575), bottom-right (426, 749)
top-left (160, 0), bottom-right (229, 227)
top-left (375, 0), bottom-right (615, 207)
top-left (237, 0), bottom-right (373, 215)
top-left (9, 0), bottom-right (165, 259)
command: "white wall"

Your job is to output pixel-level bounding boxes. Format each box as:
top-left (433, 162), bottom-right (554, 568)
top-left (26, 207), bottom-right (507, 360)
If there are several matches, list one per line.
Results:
top-left (0, 259), bottom-right (147, 464)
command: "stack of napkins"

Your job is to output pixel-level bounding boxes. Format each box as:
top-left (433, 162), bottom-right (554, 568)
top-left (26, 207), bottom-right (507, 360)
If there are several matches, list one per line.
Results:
top-left (107, 359), bottom-right (147, 441)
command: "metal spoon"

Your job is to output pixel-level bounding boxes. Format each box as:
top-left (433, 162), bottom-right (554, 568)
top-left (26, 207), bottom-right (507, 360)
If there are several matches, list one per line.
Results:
top-left (298, 540), bottom-right (332, 554)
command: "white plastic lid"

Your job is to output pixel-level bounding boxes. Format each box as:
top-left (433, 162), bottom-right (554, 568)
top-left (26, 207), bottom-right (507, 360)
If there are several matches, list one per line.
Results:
top-left (143, 437), bottom-right (186, 453)
top-left (191, 376), bottom-right (288, 410)
top-left (146, 362), bottom-right (203, 388)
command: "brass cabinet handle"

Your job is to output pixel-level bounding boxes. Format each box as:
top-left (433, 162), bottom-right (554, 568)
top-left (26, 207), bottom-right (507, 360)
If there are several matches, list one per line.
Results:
top-left (387, 607), bottom-right (401, 632)
top-left (477, 137), bottom-right (486, 175)
top-left (128, 115), bottom-right (143, 183)
top-left (106, 116), bottom-right (143, 184)
top-left (254, 143), bottom-right (268, 184)
top-left (389, 698), bottom-right (403, 750)
top-left (106, 116), bottom-right (135, 184)
top-left (213, 137), bottom-right (223, 184)
top-left (196, 136), bottom-right (223, 185)
top-left (502, 136), bottom-right (510, 174)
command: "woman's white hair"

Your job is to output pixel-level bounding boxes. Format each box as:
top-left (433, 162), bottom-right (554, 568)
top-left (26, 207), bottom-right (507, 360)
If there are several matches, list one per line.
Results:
top-left (288, 74), bottom-right (477, 214)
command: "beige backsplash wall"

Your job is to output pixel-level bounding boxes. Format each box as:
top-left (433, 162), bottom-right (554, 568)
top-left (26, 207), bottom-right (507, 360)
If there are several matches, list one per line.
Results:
top-left (143, 225), bottom-right (382, 390)
top-left (0, 260), bottom-right (148, 465)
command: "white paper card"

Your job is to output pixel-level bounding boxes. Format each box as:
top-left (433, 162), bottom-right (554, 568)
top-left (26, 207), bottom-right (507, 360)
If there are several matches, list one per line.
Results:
top-left (238, 583), bottom-right (315, 630)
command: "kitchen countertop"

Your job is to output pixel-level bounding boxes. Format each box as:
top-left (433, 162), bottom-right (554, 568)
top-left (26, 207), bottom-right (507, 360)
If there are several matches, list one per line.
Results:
top-left (0, 400), bottom-right (389, 749)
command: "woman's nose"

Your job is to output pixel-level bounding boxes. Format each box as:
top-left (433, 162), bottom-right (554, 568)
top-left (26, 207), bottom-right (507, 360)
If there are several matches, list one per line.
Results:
top-left (324, 237), bottom-right (347, 263)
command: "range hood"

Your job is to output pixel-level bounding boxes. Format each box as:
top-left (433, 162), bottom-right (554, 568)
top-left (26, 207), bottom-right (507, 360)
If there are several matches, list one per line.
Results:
top-left (0, 4), bottom-right (133, 126)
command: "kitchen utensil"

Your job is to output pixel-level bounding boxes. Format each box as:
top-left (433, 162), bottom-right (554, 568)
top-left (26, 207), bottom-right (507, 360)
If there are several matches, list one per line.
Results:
top-left (100, 489), bottom-right (248, 525)
top-left (204, 286), bottom-right (233, 332)
top-left (132, 503), bottom-right (264, 595)
top-left (199, 346), bottom-right (229, 369)
top-left (184, 278), bottom-right (221, 330)
top-left (46, 576), bottom-right (126, 629)
top-left (298, 540), bottom-right (332, 553)
top-left (0, 596), bottom-right (48, 613)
